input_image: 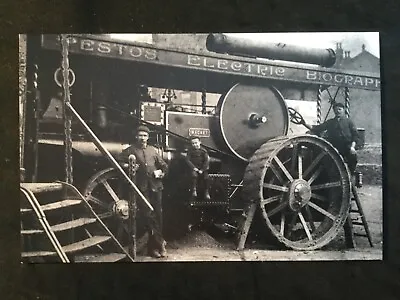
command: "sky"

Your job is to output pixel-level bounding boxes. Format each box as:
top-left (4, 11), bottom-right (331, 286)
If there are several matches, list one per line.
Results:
top-left (108, 32), bottom-right (380, 58)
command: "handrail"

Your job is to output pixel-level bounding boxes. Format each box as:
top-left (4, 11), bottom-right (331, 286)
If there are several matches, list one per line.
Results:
top-left (65, 102), bottom-right (154, 211)
top-left (20, 187), bottom-right (70, 262)
top-left (58, 181), bottom-right (135, 262)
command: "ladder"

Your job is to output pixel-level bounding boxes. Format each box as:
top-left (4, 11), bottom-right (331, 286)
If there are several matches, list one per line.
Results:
top-left (343, 184), bottom-right (374, 248)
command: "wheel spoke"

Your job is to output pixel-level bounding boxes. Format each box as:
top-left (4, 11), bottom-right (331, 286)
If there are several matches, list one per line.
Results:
top-left (263, 183), bottom-right (289, 192)
top-left (261, 195), bottom-right (282, 206)
top-left (267, 201), bottom-right (288, 217)
top-left (287, 213), bottom-right (298, 238)
top-left (311, 192), bottom-right (329, 202)
top-left (273, 156), bottom-right (294, 182)
top-left (101, 180), bottom-right (120, 203)
top-left (303, 151), bottom-right (326, 179)
top-left (305, 205), bottom-right (316, 231)
top-left (311, 181), bottom-right (342, 190)
top-left (307, 201), bottom-right (335, 220)
top-left (117, 223), bottom-right (124, 240)
top-left (117, 222), bottom-right (130, 241)
top-left (298, 212), bottom-right (313, 241)
top-left (98, 211), bottom-right (114, 219)
top-left (307, 165), bottom-right (324, 185)
top-left (280, 214), bottom-right (286, 235)
top-left (290, 143), bottom-right (298, 173)
top-left (298, 154), bottom-right (303, 179)
top-left (270, 163), bottom-right (285, 184)
top-left (86, 194), bottom-right (109, 209)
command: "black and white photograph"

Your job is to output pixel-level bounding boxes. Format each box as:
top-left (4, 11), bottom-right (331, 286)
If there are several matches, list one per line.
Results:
top-left (19, 33), bottom-right (382, 262)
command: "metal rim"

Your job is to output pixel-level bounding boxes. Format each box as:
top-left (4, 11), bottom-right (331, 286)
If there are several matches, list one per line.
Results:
top-left (218, 83), bottom-right (289, 162)
top-left (243, 135), bottom-right (351, 250)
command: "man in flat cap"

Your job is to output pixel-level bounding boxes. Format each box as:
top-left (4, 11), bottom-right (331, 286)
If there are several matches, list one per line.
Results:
top-left (304, 102), bottom-right (359, 173)
top-left (118, 125), bottom-right (169, 258)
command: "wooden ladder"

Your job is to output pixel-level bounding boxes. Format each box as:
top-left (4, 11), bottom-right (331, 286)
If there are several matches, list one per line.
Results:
top-left (343, 184), bottom-right (374, 248)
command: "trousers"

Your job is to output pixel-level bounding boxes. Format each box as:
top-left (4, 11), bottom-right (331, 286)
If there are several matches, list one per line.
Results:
top-left (191, 171), bottom-right (210, 191)
top-left (142, 189), bottom-right (164, 250)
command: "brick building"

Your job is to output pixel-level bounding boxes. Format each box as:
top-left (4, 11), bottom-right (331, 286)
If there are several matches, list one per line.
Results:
top-left (331, 42), bottom-right (381, 144)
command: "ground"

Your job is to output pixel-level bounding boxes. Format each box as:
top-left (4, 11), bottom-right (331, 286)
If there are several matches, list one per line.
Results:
top-left (133, 184), bottom-right (383, 262)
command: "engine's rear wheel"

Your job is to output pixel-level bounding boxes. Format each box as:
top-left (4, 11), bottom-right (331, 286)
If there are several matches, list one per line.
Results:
top-left (243, 135), bottom-right (351, 250)
top-left (83, 168), bottom-right (149, 252)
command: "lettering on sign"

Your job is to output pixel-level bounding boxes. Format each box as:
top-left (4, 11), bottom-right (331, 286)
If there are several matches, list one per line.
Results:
top-left (189, 128), bottom-right (210, 137)
top-left (73, 38), bottom-right (157, 61)
top-left (306, 71), bottom-right (380, 89)
top-left (187, 55), bottom-right (286, 78)
top-left (42, 36), bottom-right (381, 91)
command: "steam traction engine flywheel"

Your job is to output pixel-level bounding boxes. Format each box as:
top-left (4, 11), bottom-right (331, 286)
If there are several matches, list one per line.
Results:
top-left (217, 83), bottom-right (289, 161)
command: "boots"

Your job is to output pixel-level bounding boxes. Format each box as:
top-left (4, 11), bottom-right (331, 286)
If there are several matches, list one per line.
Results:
top-left (149, 249), bottom-right (161, 258)
top-left (204, 178), bottom-right (211, 200)
top-left (147, 232), bottom-right (162, 258)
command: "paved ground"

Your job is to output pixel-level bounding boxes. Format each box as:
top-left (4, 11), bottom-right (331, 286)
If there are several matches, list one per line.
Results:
top-left (134, 184), bottom-right (383, 262)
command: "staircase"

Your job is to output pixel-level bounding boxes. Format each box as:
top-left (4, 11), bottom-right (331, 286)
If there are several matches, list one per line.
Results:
top-left (20, 182), bottom-right (134, 263)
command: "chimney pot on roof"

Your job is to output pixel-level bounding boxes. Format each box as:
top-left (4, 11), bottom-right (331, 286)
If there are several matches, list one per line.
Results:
top-left (362, 44), bottom-right (366, 51)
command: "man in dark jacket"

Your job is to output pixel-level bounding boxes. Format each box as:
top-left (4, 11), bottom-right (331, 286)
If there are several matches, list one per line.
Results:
top-left (185, 136), bottom-right (211, 200)
top-left (118, 125), bottom-right (168, 258)
top-left (304, 102), bottom-right (359, 173)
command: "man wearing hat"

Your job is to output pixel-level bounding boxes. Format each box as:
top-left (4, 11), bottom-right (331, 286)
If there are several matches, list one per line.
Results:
top-left (118, 125), bottom-right (169, 258)
top-left (304, 102), bottom-right (359, 173)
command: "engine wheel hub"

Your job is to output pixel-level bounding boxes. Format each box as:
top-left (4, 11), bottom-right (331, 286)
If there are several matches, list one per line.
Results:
top-left (289, 179), bottom-right (312, 211)
top-left (112, 199), bottom-right (129, 220)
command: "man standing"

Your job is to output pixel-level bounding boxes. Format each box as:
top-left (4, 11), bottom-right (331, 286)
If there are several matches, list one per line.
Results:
top-left (185, 136), bottom-right (211, 200)
top-left (118, 125), bottom-right (168, 258)
top-left (304, 102), bottom-right (359, 173)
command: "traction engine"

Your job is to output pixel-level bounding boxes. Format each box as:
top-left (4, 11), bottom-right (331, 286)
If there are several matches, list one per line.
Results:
top-left (21, 34), bottom-right (378, 257)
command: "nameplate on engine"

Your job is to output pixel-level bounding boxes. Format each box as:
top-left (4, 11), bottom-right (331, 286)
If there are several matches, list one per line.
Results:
top-left (189, 128), bottom-right (210, 137)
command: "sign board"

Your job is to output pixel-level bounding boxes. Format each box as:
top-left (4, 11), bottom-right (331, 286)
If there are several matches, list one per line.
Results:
top-left (41, 35), bottom-right (381, 91)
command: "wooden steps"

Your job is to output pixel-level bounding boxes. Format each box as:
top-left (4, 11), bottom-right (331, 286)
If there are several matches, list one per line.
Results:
top-left (22, 250), bottom-right (56, 258)
top-left (21, 183), bottom-right (63, 193)
top-left (51, 218), bottom-right (97, 232)
top-left (63, 236), bottom-right (111, 253)
top-left (21, 229), bottom-right (44, 235)
top-left (74, 253), bottom-right (126, 263)
top-left (20, 181), bottom-right (133, 263)
top-left (41, 199), bottom-right (82, 211)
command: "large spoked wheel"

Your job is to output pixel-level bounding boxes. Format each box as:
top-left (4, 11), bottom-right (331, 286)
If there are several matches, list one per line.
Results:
top-left (243, 135), bottom-right (351, 250)
top-left (83, 168), bottom-right (148, 251)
